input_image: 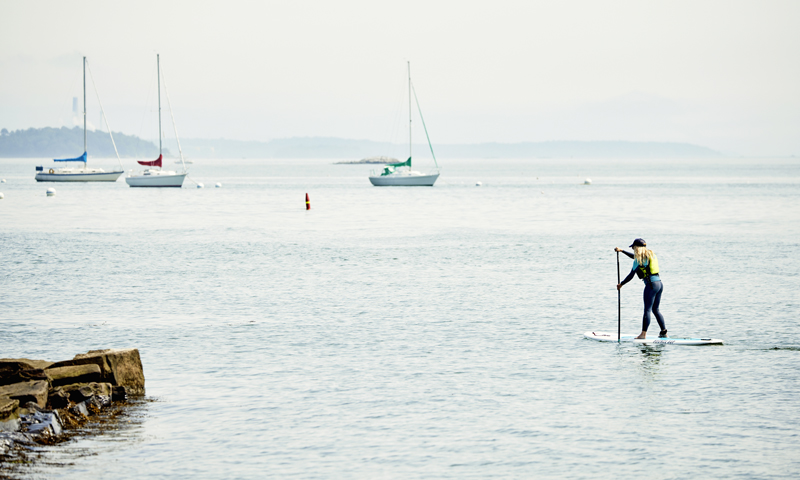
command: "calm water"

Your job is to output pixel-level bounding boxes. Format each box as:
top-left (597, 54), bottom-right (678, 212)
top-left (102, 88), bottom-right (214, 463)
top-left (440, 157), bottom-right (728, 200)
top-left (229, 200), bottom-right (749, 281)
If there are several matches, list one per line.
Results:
top-left (1, 157), bottom-right (799, 479)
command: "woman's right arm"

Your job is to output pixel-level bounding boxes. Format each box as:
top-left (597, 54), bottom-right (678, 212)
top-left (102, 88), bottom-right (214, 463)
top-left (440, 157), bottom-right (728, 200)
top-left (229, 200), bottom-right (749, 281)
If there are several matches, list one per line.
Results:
top-left (617, 257), bottom-right (637, 290)
top-left (619, 269), bottom-right (636, 287)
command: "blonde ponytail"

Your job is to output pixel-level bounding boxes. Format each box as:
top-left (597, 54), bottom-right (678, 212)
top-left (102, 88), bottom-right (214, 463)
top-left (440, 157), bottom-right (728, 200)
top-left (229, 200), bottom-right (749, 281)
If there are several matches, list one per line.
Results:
top-left (634, 246), bottom-right (653, 264)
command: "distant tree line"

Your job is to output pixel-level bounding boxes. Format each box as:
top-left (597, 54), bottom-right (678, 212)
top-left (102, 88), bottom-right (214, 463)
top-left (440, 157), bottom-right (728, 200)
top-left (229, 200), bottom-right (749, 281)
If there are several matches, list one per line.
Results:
top-left (0, 127), bottom-right (169, 158)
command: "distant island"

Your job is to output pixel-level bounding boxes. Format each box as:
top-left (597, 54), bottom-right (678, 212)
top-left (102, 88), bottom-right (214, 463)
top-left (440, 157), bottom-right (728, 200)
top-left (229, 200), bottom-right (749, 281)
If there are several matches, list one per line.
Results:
top-left (0, 127), bottom-right (167, 158)
top-left (335, 156), bottom-right (400, 164)
top-left (1, 127), bottom-right (723, 159)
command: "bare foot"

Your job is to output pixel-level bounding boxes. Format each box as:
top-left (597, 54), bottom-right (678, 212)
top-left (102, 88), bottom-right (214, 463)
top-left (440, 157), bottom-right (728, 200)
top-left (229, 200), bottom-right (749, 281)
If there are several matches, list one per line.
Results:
top-left (635, 333), bottom-right (646, 339)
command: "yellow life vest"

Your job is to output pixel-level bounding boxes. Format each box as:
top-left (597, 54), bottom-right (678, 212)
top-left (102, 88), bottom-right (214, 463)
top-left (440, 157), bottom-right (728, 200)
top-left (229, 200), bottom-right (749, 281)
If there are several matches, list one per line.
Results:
top-left (635, 252), bottom-right (660, 279)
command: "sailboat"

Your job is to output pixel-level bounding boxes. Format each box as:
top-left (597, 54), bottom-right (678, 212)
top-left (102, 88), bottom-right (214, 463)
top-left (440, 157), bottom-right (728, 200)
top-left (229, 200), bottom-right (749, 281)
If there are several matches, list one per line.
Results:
top-left (126, 54), bottom-right (187, 188)
top-left (35, 57), bottom-right (124, 182)
top-left (369, 62), bottom-right (440, 187)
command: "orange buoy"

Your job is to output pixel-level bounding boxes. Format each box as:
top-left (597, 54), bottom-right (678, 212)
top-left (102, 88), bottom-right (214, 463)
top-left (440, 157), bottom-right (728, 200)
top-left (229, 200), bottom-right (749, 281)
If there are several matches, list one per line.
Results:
top-left (305, 193), bottom-right (310, 210)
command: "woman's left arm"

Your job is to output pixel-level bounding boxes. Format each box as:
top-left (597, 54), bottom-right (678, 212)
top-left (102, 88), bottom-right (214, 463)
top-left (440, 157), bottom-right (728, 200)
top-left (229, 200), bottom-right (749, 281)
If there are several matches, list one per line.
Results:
top-left (614, 247), bottom-right (634, 259)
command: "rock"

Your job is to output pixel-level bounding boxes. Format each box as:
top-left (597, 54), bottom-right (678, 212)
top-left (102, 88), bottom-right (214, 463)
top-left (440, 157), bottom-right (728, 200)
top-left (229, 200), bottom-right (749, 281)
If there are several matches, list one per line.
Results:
top-left (0, 417), bottom-right (21, 433)
top-left (22, 411), bottom-right (62, 437)
top-left (0, 396), bottom-right (19, 421)
top-left (0, 368), bottom-right (47, 387)
top-left (0, 381), bottom-right (49, 408)
top-left (84, 395), bottom-right (111, 412)
top-left (48, 389), bottom-right (70, 409)
top-left (0, 358), bottom-right (54, 371)
top-left (45, 364), bottom-right (101, 387)
top-left (0, 360), bottom-right (50, 387)
top-left (0, 431), bottom-right (35, 447)
top-left (0, 396), bottom-right (20, 432)
top-left (59, 382), bottom-right (112, 404)
top-left (0, 361), bottom-right (32, 372)
top-left (21, 401), bottom-right (47, 413)
top-left (0, 348), bottom-right (143, 460)
top-left (70, 401), bottom-right (89, 417)
top-left (0, 435), bottom-right (12, 455)
top-left (112, 385), bottom-right (127, 402)
top-left (48, 349), bottom-right (145, 395)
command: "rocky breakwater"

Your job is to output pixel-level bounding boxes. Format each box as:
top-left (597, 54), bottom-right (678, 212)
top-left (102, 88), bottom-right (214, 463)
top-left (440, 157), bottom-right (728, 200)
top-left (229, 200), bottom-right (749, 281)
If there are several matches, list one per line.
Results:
top-left (0, 348), bottom-right (144, 462)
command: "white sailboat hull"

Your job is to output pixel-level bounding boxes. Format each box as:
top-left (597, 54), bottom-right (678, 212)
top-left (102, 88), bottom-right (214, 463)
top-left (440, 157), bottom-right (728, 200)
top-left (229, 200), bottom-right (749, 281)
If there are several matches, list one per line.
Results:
top-left (126, 172), bottom-right (187, 187)
top-left (35, 170), bottom-right (124, 182)
top-left (369, 173), bottom-right (439, 186)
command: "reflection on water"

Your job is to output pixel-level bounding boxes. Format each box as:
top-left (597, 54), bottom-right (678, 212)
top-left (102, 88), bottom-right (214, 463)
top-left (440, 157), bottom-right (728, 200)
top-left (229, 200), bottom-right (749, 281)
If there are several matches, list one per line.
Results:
top-left (634, 345), bottom-right (663, 380)
top-left (616, 343), bottom-right (663, 380)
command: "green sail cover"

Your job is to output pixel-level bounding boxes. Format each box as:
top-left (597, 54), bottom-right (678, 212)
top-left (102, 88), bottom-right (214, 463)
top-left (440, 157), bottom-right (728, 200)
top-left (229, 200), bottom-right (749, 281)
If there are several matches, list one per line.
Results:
top-left (381, 157), bottom-right (411, 176)
top-left (388, 157), bottom-right (411, 168)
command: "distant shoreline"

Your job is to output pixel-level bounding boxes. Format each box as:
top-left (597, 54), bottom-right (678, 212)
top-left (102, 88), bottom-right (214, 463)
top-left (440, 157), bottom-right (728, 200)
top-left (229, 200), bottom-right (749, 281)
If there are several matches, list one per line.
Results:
top-left (1, 128), bottom-right (725, 159)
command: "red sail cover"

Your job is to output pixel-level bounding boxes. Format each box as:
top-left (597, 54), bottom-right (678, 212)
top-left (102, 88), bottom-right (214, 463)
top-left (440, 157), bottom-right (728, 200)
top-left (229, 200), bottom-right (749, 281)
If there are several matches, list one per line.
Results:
top-left (138, 154), bottom-right (162, 167)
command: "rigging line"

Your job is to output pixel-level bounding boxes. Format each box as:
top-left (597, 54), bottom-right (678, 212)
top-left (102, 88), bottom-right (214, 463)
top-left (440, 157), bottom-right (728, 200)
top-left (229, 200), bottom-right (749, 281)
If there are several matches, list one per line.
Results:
top-left (411, 81), bottom-right (438, 170)
top-left (159, 64), bottom-right (187, 172)
top-left (85, 60), bottom-right (123, 170)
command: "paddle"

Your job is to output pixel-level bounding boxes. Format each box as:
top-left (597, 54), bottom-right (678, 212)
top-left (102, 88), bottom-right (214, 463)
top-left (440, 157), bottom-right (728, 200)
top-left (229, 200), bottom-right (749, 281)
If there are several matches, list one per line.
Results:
top-left (617, 250), bottom-right (621, 342)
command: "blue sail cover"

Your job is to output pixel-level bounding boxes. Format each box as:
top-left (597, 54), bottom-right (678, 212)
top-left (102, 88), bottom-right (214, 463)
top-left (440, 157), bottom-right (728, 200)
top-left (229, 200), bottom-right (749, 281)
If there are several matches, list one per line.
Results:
top-left (54, 151), bottom-right (87, 163)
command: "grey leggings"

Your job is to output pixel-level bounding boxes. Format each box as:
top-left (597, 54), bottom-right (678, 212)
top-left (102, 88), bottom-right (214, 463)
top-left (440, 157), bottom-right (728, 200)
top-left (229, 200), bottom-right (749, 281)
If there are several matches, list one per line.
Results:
top-left (643, 281), bottom-right (666, 332)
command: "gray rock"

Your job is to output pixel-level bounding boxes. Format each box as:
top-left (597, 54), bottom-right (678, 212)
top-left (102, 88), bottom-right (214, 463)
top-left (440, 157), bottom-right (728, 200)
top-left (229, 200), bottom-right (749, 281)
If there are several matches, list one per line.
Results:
top-left (0, 416), bottom-right (20, 433)
top-left (0, 431), bottom-right (35, 455)
top-left (0, 431), bottom-right (36, 445)
top-left (22, 411), bottom-right (62, 437)
top-left (70, 401), bottom-right (89, 417)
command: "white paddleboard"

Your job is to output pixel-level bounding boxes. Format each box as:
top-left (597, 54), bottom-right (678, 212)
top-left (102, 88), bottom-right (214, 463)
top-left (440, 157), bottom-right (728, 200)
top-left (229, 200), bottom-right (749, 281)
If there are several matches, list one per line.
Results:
top-left (584, 331), bottom-right (723, 346)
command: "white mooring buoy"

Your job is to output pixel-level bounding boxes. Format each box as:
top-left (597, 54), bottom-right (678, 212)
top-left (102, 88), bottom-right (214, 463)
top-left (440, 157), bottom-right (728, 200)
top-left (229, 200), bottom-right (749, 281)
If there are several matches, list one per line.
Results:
top-left (1, 179), bottom-right (6, 183)
top-left (584, 178), bottom-right (592, 185)
top-left (46, 188), bottom-right (56, 197)
top-left (0, 192), bottom-right (4, 200)
top-left (196, 183), bottom-right (204, 189)
top-left (215, 182), bottom-right (222, 188)
top-left (476, 181), bottom-right (482, 186)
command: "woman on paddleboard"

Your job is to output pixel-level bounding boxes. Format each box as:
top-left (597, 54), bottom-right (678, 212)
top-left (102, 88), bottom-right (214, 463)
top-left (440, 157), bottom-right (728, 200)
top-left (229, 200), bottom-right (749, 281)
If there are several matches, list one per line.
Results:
top-left (616, 238), bottom-right (667, 339)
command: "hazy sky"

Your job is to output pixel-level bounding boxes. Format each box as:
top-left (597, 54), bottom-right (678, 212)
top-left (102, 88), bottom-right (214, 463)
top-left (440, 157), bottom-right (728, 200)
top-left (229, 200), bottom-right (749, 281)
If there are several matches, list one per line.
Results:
top-left (1, 0), bottom-right (798, 155)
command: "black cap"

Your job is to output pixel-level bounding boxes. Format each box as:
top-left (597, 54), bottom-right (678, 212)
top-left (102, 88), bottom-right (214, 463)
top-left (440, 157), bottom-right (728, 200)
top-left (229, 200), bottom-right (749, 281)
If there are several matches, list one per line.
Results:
top-left (629, 238), bottom-right (646, 247)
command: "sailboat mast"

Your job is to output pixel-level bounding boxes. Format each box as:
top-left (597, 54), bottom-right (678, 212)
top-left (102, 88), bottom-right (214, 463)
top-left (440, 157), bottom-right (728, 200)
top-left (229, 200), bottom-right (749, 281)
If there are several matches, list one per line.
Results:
top-left (83, 56), bottom-right (87, 157)
top-left (157, 54), bottom-right (162, 165)
top-left (408, 61), bottom-right (412, 162)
